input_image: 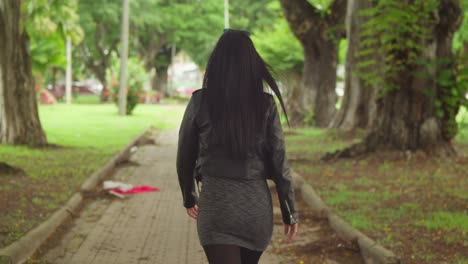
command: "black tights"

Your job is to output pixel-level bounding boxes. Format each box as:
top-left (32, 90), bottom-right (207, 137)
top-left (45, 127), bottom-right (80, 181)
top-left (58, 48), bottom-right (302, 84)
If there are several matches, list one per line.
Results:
top-left (202, 244), bottom-right (264, 264)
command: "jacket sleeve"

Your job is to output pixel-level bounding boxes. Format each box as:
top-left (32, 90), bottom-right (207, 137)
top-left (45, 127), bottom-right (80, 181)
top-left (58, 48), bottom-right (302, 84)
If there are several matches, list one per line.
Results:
top-left (265, 97), bottom-right (299, 224)
top-left (176, 95), bottom-right (199, 208)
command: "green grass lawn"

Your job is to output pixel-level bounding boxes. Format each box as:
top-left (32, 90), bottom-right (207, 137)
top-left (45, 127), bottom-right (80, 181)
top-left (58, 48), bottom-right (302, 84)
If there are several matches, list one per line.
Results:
top-left (0, 103), bottom-right (185, 248)
top-left (71, 94), bottom-right (189, 105)
top-left (71, 94), bottom-right (102, 104)
top-left (41, 103), bottom-right (181, 148)
top-left (284, 107), bottom-right (468, 263)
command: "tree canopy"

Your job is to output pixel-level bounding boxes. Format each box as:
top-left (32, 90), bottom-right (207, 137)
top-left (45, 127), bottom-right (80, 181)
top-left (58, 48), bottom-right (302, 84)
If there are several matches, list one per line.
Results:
top-left (252, 2), bottom-right (303, 75)
top-left (23, 0), bottom-right (82, 75)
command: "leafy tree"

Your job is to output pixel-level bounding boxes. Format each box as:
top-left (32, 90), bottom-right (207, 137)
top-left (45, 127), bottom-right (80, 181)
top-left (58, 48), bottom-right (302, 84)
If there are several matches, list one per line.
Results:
top-left (329, 0), bottom-right (376, 131)
top-left (252, 2), bottom-right (305, 125)
top-left (280, 0), bottom-right (347, 127)
top-left (24, 0), bottom-right (82, 75)
top-left (77, 0), bottom-right (200, 99)
top-left (176, 0), bottom-right (278, 68)
top-left (175, 0), bottom-right (224, 68)
top-left (77, 0), bottom-right (121, 101)
top-left (131, 1), bottom-right (189, 96)
top-left (23, 0), bottom-right (82, 94)
top-left (252, 3), bottom-right (303, 75)
top-left (1, 0), bottom-right (45, 146)
top-left (326, 0), bottom-right (464, 159)
top-left (114, 0), bottom-right (280, 99)
top-left (30, 33), bottom-right (66, 76)
top-left (0, 0), bottom-right (80, 146)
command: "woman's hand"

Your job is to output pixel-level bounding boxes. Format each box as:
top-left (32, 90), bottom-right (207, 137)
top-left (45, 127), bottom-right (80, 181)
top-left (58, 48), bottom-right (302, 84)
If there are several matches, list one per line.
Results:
top-left (284, 223), bottom-right (298, 243)
top-left (186, 204), bottom-right (198, 220)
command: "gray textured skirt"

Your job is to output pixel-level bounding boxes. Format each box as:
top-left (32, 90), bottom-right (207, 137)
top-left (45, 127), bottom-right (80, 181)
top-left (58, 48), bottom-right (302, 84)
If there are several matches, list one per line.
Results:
top-left (196, 175), bottom-right (274, 252)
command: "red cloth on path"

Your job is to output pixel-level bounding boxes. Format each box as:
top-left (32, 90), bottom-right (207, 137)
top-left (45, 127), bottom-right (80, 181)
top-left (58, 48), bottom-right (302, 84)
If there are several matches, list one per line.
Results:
top-left (111, 185), bottom-right (160, 194)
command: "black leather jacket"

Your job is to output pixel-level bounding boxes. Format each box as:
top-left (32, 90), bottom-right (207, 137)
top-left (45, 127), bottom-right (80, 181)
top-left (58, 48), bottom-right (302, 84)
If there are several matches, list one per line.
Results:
top-left (176, 88), bottom-right (299, 225)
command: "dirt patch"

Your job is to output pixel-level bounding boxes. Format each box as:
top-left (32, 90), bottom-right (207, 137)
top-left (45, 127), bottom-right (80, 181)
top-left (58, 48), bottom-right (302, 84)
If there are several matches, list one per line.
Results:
top-left (0, 147), bottom-right (116, 248)
top-left (269, 189), bottom-right (364, 263)
top-left (286, 129), bottom-right (468, 263)
top-left (284, 130), bottom-right (300, 136)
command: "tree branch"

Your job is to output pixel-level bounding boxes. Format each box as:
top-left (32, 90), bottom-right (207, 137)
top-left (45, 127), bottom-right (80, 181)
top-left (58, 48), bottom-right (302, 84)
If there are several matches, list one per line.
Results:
top-left (279, 0), bottom-right (321, 43)
top-left (94, 23), bottom-right (106, 59)
top-left (326, 0), bottom-right (348, 39)
top-left (108, 39), bottom-right (120, 58)
top-left (327, 0), bottom-right (347, 23)
top-left (141, 33), bottom-right (167, 72)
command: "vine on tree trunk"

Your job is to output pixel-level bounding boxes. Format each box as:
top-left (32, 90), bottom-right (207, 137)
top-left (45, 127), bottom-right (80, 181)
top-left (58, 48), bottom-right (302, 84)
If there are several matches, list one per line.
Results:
top-left (323, 0), bottom-right (463, 159)
top-left (356, 0), bottom-right (437, 95)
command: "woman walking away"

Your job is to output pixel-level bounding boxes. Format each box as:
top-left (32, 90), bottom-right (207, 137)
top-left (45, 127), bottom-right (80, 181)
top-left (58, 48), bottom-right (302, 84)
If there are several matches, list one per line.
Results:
top-left (176, 29), bottom-right (299, 264)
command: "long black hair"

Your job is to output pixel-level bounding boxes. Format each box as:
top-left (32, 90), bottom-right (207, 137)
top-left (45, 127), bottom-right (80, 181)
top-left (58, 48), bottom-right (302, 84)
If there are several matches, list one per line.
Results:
top-left (202, 29), bottom-right (289, 160)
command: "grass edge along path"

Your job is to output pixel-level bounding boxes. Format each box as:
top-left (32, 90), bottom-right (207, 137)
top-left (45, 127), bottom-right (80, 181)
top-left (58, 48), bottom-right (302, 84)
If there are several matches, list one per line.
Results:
top-left (0, 103), bottom-right (185, 248)
top-left (283, 107), bottom-right (468, 263)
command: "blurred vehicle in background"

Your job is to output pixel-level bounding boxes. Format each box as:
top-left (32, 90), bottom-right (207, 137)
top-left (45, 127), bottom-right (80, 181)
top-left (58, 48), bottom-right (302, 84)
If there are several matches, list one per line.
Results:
top-left (175, 86), bottom-right (197, 97)
top-left (47, 79), bottom-right (103, 100)
top-left (168, 52), bottom-right (202, 98)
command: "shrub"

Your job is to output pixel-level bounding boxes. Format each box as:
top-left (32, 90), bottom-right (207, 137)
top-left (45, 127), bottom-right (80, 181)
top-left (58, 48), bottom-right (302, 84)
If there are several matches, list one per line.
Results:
top-left (108, 56), bottom-right (149, 115)
top-left (112, 85), bottom-right (141, 115)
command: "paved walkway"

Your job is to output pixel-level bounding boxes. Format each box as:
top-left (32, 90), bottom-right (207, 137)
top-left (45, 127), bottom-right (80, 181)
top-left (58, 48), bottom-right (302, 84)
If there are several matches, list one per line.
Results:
top-left (42, 128), bottom-right (281, 264)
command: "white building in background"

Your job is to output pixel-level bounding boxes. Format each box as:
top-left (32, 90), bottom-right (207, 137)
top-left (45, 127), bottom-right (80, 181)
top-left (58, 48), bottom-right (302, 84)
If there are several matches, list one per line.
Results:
top-left (168, 52), bottom-right (203, 97)
top-left (166, 52), bottom-right (346, 99)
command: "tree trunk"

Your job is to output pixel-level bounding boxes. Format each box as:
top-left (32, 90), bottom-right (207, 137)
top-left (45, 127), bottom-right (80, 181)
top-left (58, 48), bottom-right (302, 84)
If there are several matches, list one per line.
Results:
top-left (303, 39), bottom-right (339, 127)
top-left (151, 70), bottom-right (158, 92)
top-left (79, 32), bottom-right (118, 103)
top-left (324, 0), bottom-right (463, 159)
top-left (154, 67), bottom-right (169, 97)
top-left (0, 0), bottom-right (47, 146)
top-left (153, 45), bottom-right (172, 98)
top-left (280, 0), bottom-right (347, 127)
top-left (329, 0), bottom-right (377, 131)
top-left (96, 69), bottom-right (109, 102)
top-left (280, 72), bottom-right (307, 126)
top-left (51, 67), bottom-right (58, 93)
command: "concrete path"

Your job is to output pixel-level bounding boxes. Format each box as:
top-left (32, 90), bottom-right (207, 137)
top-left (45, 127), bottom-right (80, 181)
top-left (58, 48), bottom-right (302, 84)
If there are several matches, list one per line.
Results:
top-left (41, 128), bottom-right (283, 264)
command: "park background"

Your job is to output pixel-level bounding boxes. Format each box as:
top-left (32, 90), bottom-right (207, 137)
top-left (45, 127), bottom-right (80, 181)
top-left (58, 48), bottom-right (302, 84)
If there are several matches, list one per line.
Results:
top-left (0, 0), bottom-right (467, 263)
